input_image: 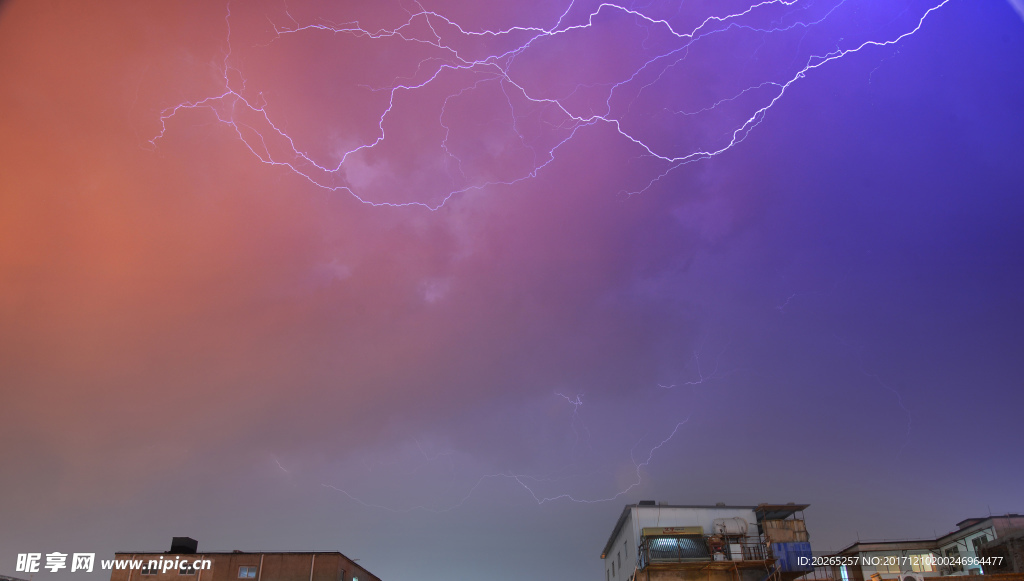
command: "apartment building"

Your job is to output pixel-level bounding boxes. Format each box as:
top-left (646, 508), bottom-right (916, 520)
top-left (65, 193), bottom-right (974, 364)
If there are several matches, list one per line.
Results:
top-left (601, 502), bottom-right (816, 581)
top-left (829, 514), bottom-right (1024, 581)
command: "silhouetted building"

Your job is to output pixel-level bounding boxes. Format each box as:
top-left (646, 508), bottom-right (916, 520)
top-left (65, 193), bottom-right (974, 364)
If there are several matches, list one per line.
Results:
top-left (108, 538), bottom-right (381, 581)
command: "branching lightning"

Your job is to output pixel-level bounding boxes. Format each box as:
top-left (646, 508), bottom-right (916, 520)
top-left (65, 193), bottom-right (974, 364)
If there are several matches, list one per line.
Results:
top-left (148, 0), bottom-right (953, 209)
top-left (555, 391), bottom-right (592, 451)
top-left (200, 0), bottom-right (952, 512)
top-left (321, 419), bottom-right (692, 511)
top-left (319, 388), bottom-right (694, 512)
top-left (834, 334), bottom-right (915, 455)
top-left (659, 341), bottom-right (732, 388)
top-left (509, 417), bottom-right (691, 505)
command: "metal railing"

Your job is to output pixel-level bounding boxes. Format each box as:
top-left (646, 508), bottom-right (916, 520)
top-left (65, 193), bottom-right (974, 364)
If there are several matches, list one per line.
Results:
top-left (793, 566), bottom-right (841, 581)
top-left (638, 536), bottom-right (771, 570)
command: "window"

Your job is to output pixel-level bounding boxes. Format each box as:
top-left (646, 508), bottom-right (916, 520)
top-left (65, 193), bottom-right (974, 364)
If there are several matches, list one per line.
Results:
top-left (944, 547), bottom-right (962, 573)
top-left (910, 553), bottom-right (934, 572)
top-left (238, 566), bottom-right (257, 578)
top-left (972, 536), bottom-right (989, 574)
top-left (872, 555), bottom-right (899, 574)
top-left (179, 564), bottom-right (197, 576)
top-left (141, 563), bottom-right (158, 576)
top-left (612, 561), bottom-right (615, 577)
top-left (876, 561), bottom-right (899, 573)
top-left (618, 551), bottom-right (621, 569)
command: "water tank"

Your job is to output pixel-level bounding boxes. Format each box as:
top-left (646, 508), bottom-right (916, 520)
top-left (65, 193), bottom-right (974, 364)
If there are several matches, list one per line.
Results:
top-left (713, 517), bottom-right (749, 536)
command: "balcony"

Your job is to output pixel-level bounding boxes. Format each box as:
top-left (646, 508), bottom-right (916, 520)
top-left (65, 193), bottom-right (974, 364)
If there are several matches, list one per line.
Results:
top-left (637, 535), bottom-right (771, 570)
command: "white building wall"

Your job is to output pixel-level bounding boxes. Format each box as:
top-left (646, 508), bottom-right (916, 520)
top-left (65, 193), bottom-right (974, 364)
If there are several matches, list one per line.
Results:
top-left (604, 506), bottom-right (760, 581)
top-left (937, 527), bottom-right (996, 575)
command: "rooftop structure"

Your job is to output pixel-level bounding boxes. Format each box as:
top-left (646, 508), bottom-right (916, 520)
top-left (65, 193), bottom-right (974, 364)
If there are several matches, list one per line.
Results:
top-left (601, 502), bottom-right (817, 581)
top-left (109, 538), bottom-right (381, 581)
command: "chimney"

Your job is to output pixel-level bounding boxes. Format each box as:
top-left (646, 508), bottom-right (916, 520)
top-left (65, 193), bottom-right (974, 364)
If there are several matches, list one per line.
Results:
top-left (169, 537), bottom-right (198, 554)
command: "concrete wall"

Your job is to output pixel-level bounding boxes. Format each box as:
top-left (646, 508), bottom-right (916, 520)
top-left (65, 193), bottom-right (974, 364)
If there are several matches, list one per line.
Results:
top-left (981, 531), bottom-right (1024, 573)
top-left (993, 519), bottom-right (1024, 538)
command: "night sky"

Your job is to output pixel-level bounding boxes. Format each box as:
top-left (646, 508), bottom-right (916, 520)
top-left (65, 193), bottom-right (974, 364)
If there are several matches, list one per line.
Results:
top-left (1, 1), bottom-right (1022, 581)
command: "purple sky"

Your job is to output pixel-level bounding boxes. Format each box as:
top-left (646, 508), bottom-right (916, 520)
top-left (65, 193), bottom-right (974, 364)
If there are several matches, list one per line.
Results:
top-left (1, 1), bottom-right (1022, 580)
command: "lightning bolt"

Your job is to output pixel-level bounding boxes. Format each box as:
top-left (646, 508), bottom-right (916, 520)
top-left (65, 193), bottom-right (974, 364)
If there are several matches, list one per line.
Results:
top-left (1007, 0), bottom-right (1024, 23)
top-left (509, 417), bottom-right (691, 505)
top-left (147, 0), bottom-right (954, 209)
top-left (272, 455), bottom-right (291, 476)
top-left (834, 334), bottom-right (915, 455)
top-left (319, 387), bottom-right (694, 512)
top-left (204, 0), bottom-right (953, 511)
top-left (776, 293), bottom-right (799, 313)
top-left (321, 418), bottom-right (692, 510)
top-left (660, 341), bottom-right (732, 388)
top-left (555, 391), bottom-right (593, 451)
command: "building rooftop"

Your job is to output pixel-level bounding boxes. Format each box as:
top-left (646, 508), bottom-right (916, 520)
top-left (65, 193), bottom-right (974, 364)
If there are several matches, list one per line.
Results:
top-left (832, 514), bottom-right (1024, 556)
top-left (113, 537), bottom-right (380, 581)
top-left (755, 504), bottom-right (810, 521)
top-left (114, 550), bottom-right (357, 555)
top-left (113, 553), bottom-right (356, 557)
top-left (936, 514), bottom-right (1023, 545)
top-left (834, 539), bottom-right (938, 555)
top-left (600, 502), bottom-right (790, 559)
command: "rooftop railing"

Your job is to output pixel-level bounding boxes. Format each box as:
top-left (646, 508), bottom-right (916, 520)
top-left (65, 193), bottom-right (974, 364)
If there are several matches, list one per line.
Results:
top-left (637, 536), bottom-right (771, 570)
